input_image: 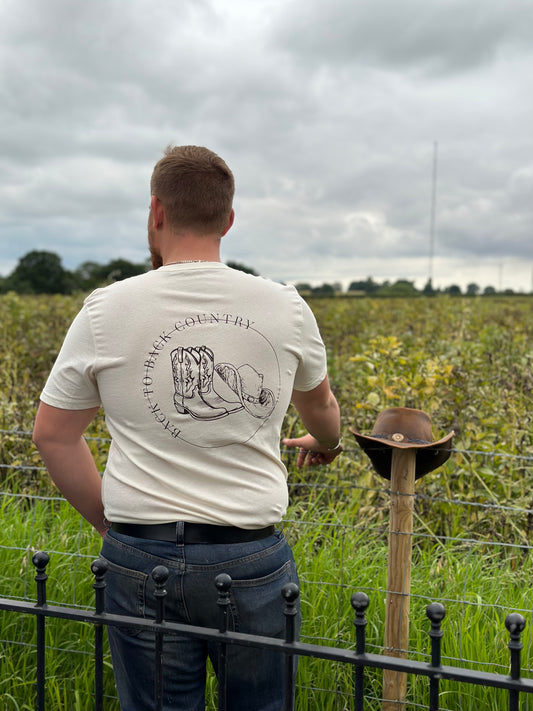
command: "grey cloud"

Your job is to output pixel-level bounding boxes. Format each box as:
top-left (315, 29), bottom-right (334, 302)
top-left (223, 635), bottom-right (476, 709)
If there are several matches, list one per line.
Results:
top-left (272, 0), bottom-right (533, 75)
top-left (0, 0), bottom-right (532, 292)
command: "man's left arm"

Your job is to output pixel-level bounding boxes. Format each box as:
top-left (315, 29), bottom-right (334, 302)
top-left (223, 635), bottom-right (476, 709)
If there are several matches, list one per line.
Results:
top-left (33, 402), bottom-right (107, 537)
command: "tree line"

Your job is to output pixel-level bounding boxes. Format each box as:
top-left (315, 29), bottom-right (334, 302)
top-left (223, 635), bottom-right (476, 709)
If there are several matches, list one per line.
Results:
top-left (296, 277), bottom-right (521, 297)
top-left (0, 250), bottom-right (525, 296)
top-left (0, 250), bottom-right (257, 294)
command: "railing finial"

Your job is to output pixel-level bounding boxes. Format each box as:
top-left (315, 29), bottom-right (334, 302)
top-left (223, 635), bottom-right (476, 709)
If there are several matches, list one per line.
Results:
top-left (506, 612), bottom-right (526, 684)
top-left (215, 573), bottom-right (232, 634)
top-left (32, 551), bottom-right (49, 608)
top-left (282, 582), bottom-right (300, 643)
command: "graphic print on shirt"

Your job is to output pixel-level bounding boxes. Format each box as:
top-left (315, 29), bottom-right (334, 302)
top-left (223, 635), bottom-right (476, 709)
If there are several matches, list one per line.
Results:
top-left (170, 345), bottom-right (275, 421)
top-left (142, 311), bottom-right (280, 448)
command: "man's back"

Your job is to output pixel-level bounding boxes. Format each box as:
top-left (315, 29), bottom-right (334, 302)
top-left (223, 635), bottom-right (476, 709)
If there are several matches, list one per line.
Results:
top-left (41, 262), bottom-right (327, 527)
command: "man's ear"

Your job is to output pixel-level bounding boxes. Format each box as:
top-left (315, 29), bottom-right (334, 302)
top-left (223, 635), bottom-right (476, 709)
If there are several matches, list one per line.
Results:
top-left (221, 209), bottom-right (235, 236)
top-left (150, 196), bottom-right (165, 228)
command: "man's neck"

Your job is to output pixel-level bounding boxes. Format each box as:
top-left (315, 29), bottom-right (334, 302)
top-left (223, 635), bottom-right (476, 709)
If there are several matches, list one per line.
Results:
top-left (161, 232), bottom-right (222, 266)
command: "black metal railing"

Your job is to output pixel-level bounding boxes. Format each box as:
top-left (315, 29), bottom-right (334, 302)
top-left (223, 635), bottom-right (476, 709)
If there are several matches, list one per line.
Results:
top-left (1, 551), bottom-right (532, 710)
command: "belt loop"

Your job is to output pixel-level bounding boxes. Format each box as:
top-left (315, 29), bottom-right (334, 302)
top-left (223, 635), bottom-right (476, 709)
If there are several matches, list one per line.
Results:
top-left (175, 521), bottom-right (185, 546)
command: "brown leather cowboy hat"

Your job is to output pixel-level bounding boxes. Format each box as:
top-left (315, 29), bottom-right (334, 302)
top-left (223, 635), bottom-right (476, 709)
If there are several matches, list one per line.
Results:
top-left (349, 407), bottom-right (454, 480)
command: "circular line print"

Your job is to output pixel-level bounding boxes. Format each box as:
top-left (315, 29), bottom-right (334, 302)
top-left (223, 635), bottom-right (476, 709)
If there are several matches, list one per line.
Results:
top-left (143, 317), bottom-right (281, 448)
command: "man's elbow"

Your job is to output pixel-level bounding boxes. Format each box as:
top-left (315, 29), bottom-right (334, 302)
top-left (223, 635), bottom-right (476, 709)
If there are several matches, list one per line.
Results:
top-left (33, 404), bottom-right (60, 451)
top-left (32, 422), bottom-right (52, 453)
top-left (312, 388), bottom-right (339, 414)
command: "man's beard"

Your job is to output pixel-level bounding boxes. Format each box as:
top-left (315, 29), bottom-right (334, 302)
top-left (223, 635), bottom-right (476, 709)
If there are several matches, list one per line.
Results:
top-left (149, 246), bottom-right (163, 270)
top-left (147, 220), bottom-right (163, 269)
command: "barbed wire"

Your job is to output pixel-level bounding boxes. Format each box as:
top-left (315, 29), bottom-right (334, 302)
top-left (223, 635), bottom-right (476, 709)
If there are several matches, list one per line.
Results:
top-left (2, 426), bottom-right (532, 697)
top-left (2, 429), bottom-right (532, 522)
top-left (2, 463), bottom-right (533, 515)
top-left (2, 427), bottom-right (532, 462)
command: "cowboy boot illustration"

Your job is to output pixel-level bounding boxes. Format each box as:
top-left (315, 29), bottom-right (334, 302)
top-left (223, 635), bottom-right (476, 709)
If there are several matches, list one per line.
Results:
top-left (198, 346), bottom-right (243, 414)
top-left (171, 346), bottom-right (228, 421)
top-left (171, 346), bottom-right (193, 414)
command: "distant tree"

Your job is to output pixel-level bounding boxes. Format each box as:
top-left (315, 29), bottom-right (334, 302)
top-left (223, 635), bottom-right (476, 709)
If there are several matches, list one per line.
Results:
top-left (73, 261), bottom-right (104, 290)
top-left (72, 258), bottom-right (147, 290)
top-left (444, 284), bottom-right (462, 295)
top-left (377, 279), bottom-right (419, 297)
top-left (348, 277), bottom-right (380, 294)
top-left (295, 283), bottom-right (312, 293)
top-left (226, 261), bottom-right (258, 276)
top-left (4, 250), bottom-right (72, 294)
top-left (483, 285), bottom-right (496, 295)
top-left (422, 279), bottom-right (436, 295)
top-left (311, 283), bottom-right (335, 295)
top-left (100, 259), bottom-right (147, 282)
top-left (466, 283), bottom-right (480, 296)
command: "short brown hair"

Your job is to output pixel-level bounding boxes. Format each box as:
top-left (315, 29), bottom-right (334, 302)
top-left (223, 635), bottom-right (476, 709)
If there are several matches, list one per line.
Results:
top-left (150, 145), bottom-right (234, 235)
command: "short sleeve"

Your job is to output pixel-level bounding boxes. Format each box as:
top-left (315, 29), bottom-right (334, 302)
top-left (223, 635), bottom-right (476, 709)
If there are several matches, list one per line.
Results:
top-left (292, 298), bottom-right (328, 392)
top-left (40, 305), bottom-right (102, 410)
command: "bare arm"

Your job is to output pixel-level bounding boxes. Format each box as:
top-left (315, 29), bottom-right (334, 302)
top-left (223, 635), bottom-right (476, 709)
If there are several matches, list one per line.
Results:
top-left (33, 402), bottom-right (107, 536)
top-left (282, 376), bottom-right (342, 468)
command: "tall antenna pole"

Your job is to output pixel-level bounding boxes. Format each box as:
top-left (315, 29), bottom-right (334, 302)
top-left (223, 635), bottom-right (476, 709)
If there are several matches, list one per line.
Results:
top-left (428, 141), bottom-right (438, 289)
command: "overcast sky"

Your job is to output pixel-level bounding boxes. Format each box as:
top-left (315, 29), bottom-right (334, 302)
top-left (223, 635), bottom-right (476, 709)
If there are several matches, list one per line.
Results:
top-left (1, 0), bottom-right (532, 291)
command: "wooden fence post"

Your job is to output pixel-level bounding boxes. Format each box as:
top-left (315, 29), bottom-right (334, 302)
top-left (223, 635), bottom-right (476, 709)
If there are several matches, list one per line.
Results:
top-left (382, 448), bottom-right (416, 710)
top-left (350, 407), bottom-right (454, 711)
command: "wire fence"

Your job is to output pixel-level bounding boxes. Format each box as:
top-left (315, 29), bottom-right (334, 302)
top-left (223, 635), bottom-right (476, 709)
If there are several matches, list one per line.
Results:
top-left (1, 428), bottom-right (533, 709)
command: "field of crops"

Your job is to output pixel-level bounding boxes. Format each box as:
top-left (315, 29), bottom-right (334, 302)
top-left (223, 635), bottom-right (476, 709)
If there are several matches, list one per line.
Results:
top-left (1, 291), bottom-right (532, 710)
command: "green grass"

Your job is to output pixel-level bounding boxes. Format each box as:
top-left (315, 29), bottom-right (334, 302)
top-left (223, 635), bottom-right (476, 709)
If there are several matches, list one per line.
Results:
top-left (1, 292), bottom-right (533, 709)
top-left (285, 494), bottom-right (533, 711)
top-left (3, 481), bottom-right (531, 710)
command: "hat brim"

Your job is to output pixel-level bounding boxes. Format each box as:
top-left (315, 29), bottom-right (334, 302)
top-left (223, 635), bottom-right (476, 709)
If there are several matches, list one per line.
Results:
top-left (241, 388), bottom-right (275, 419)
top-left (349, 428), bottom-right (454, 479)
top-left (349, 429), bottom-right (454, 450)
top-left (215, 363), bottom-right (275, 419)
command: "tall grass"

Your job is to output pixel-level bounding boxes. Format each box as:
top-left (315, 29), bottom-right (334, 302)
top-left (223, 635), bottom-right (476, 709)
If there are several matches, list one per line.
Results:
top-left (2, 468), bottom-right (532, 710)
top-left (286, 491), bottom-right (533, 711)
top-left (1, 292), bottom-right (532, 709)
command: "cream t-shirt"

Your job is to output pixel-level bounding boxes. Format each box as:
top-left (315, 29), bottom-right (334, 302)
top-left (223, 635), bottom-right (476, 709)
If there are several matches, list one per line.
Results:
top-left (41, 263), bottom-right (327, 528)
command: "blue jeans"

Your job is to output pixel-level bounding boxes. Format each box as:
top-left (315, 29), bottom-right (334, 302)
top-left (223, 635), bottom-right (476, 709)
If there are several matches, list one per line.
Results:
top-left (100, 528), bottom-right (300, 710)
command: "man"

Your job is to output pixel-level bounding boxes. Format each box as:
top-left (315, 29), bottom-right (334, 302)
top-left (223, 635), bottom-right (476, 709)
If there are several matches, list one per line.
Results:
top-left (33, 145), bottom-right (342, 710)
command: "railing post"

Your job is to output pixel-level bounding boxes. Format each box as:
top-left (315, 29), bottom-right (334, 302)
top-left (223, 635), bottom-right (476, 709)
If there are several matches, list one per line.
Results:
top-left (426, 602), bottom-right (445, 711)
top-left (91, 558), bottom-right (108, 711)
top-left (152, 565), bottom-right (169, 711)
top-left (352, 592), bottom-right (369, 711)
top-left (282, 582), bottom-right (300, 711)
top-left (215, 573), bottom-right (232, 711)
top-left (506, 612), bottom-right (526, 711)
top-left (32, 551), bottom-right (49, 711)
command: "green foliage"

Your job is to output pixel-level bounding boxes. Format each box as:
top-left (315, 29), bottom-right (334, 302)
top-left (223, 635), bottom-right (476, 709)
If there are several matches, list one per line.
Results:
top-left (1, 251), bottom-right (149, 295)
top-left (73, 258), bottom-right (148, 290)
top-left (225, 260), bottom-right (259, 275)
top-left (2, 251), bottom-right (72, 295)
top-left (375, 279), bottom-right (420, 297)
top-left (297, 295), bottom-right (533, 541)
top-left (0, 292), bottom-right (84, 432)
top-left (1, 292), bottom-right (532, 708)
top-left (348, 277), bottom-right (381, 294)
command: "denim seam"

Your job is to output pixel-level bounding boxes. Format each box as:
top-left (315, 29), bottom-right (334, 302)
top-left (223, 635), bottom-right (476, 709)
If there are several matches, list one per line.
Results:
top-left (230, 559), bottom-right (292, 588)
